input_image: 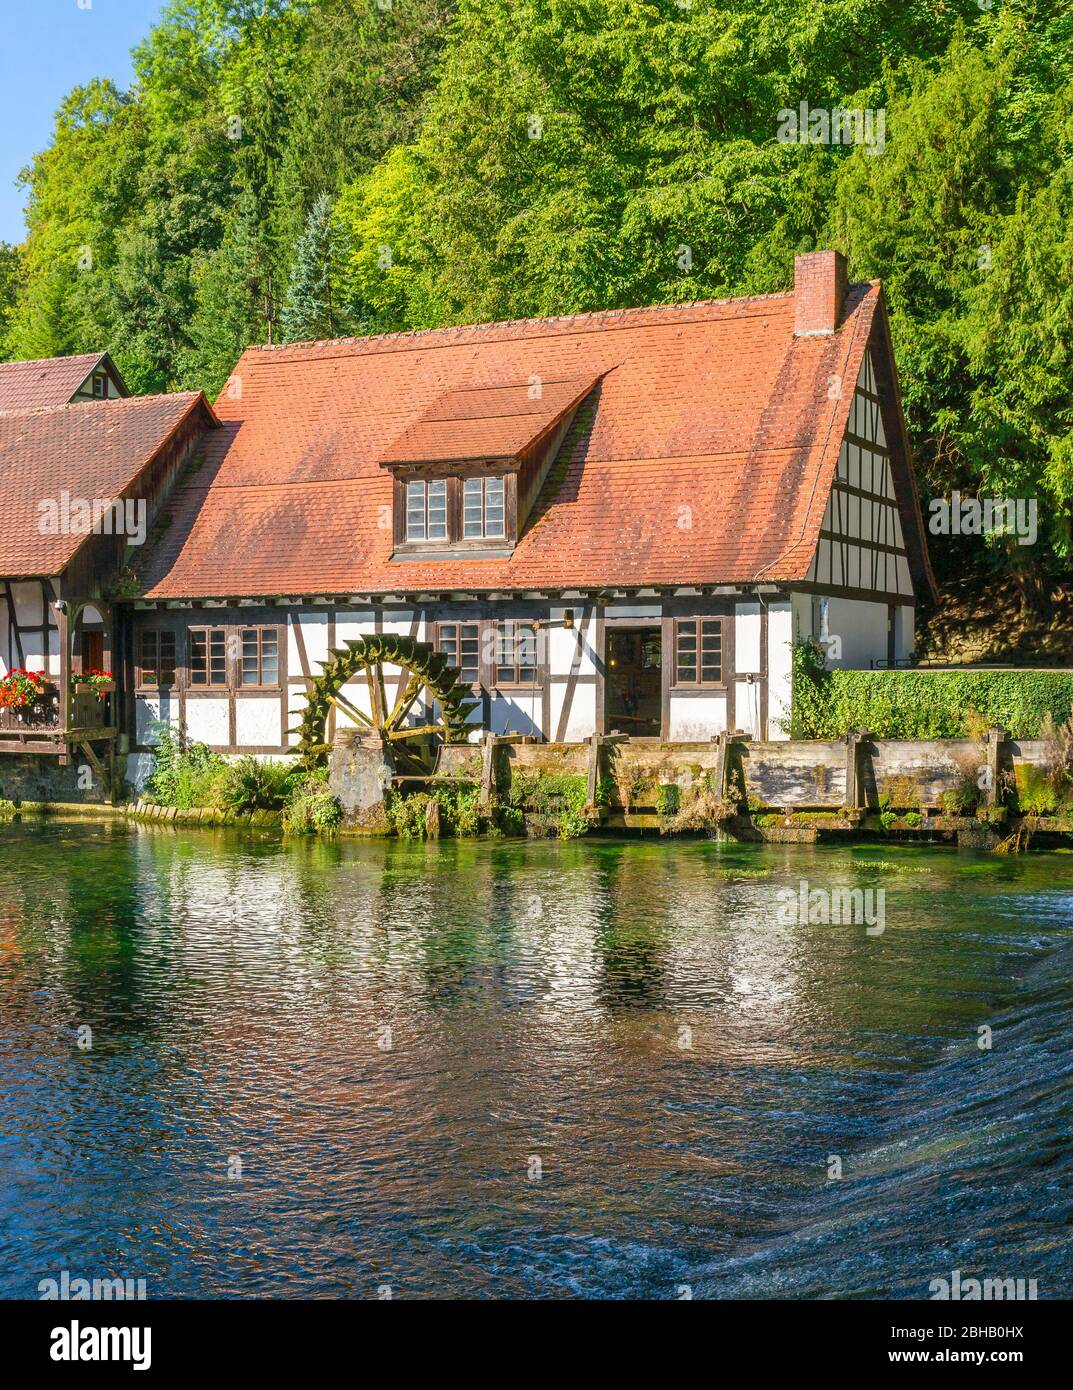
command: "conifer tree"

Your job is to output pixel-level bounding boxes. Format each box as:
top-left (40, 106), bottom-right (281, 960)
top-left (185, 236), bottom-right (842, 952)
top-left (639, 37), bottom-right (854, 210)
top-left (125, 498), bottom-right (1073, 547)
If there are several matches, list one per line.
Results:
top-left (280, 193), bottom-right (349, 343)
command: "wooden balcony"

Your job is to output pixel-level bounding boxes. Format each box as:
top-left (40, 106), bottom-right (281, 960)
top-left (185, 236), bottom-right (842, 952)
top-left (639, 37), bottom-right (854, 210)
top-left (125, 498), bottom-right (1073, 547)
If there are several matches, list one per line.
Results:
top-left (0, 681), bottom-right (115, 757)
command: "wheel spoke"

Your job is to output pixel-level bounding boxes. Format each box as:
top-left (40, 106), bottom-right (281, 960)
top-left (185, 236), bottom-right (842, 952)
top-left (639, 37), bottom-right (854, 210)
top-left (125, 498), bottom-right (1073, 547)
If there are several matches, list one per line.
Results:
top-left (328, 688), bottom-right (373, 726)
top-left (364, 661), bottom-right (386, 728)
top-left (386, 673), bottom-right (423, 730)
top-left (387, 722), bottom-right (448, 741)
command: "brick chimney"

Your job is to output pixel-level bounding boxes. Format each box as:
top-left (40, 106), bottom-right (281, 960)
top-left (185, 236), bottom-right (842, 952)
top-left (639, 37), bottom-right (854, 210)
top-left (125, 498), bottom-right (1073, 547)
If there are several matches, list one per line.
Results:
top-left (794, 250), bottom-right (848, 336)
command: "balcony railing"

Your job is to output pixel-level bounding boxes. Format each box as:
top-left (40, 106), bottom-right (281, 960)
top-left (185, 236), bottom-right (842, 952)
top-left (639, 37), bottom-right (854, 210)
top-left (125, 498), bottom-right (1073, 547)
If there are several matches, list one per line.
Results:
top-left (0, 682), bottom-right (113, 738)
top-left (0, 684), bottom-right (61, 732)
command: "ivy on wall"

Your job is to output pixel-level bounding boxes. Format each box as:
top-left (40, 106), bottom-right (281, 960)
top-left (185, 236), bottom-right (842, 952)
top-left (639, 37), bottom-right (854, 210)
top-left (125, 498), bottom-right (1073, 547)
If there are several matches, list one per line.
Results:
top-left (790, 643), bottom-right (1073, 740)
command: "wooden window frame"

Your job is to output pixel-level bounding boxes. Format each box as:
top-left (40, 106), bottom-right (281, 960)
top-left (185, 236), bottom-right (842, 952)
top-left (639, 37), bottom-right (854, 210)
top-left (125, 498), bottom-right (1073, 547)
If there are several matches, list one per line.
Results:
top-left (91, 372), bottom-right (108, 398)
top-left (671, 617), bottom-right (725, 689)
top-left (492, 619), bottom-right (540, 690)
top-left (188, 625), bottom-right (229, 689)
top-left (462, 475), bottom-right (507, 540)
top-left (392, 471), bottom-right (519, 557)
top-left (435, 620), bottom-right (481, 687)
top-left (239, 625), bottom-right (281, 690)
top-left (404, 477), bottom-right (448, 543)
top-left (136, 629), bottom-right (177, 690)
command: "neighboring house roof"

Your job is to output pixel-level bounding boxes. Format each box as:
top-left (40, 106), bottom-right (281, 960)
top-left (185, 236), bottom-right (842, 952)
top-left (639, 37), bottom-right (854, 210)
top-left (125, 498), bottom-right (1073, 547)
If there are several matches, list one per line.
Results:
top-left (138, 281), bottom-right (932, 599)
top-left (0, 393), bottom-right (216, 578)
top-left (0, 352), bottom-right (127, 412)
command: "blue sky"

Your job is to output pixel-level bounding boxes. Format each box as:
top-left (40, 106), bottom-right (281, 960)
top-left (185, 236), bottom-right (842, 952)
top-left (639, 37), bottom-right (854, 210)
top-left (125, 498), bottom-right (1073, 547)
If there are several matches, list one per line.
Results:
top-left (0, 0), bottom-right (166, 244)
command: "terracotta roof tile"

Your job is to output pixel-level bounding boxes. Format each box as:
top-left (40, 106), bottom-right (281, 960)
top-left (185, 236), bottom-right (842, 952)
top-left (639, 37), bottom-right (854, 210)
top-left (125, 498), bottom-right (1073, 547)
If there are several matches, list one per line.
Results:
top-left (380, 377), bottom-right (599, 465)
top-left (140, 286), bottom-right (885, 597)
top-left (0, 393), bottom-right (214, 577)
top-left (0, 353), bottom-right (110, 412)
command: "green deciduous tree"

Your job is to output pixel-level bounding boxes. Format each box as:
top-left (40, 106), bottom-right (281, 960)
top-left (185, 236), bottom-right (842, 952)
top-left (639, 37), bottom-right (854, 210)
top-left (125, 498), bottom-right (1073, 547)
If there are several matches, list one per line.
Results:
top-left (2, 0), bottom-right (1072, 605)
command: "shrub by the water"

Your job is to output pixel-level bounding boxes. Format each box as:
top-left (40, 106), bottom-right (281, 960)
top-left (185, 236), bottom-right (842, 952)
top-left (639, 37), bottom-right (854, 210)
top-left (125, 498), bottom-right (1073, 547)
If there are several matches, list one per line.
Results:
top-left (386, 781), bottom-right (483, 839)
top-left (143, 722), bottom-right (229, 809)
top-left (145, 728), bottom-right (309, 819)
top-left (282, 770), bottom-right (342, 834)
top-left (217, 756), bottom-right (293, 814)
top-left (504, 772), bottom-right (593, 839)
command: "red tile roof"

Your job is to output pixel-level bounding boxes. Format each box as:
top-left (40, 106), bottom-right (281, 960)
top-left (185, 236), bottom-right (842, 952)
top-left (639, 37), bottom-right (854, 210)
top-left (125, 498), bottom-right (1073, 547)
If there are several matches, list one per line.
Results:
top-left (140, 283), bottom-right (915, 598)
top-left (380, 376), bottom-right (600, 466)
top-left (0, 353), bottom-right (112, 412)
top-left (0, 393), bottom-right (215, 578)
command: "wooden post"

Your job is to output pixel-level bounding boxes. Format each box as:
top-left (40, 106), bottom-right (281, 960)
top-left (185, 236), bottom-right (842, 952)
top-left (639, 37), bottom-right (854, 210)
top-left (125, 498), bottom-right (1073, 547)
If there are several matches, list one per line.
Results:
top-left (844, 730), bottom-right (870, 810)
top-left (55, 600), bottom-right (69, 734)
top-left (585, 731), bottom-right (602, 809)
top-left (986, 727), bottom-right (1007, 806)
top-left (479, 730), bottom-right (497, 809)
top-left (713, 731), bottom-right (730, 802)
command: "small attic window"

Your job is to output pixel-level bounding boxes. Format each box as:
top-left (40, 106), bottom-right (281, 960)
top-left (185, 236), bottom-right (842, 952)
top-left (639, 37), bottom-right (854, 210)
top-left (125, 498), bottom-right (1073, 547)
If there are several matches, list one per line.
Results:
top-left (382, 374), bottom-right (597, 560)
top-left (463, 476), bottom-right (505, 539)
top-left (405, 478), bottom-right (447, 541)
top-left (91, 373), bottom-right (108, 398)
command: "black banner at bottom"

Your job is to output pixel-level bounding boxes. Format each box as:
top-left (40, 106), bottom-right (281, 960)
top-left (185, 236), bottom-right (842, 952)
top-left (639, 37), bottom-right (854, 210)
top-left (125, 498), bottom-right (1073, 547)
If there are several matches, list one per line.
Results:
top-left (0, 1294), bottom-right (1060, 1375)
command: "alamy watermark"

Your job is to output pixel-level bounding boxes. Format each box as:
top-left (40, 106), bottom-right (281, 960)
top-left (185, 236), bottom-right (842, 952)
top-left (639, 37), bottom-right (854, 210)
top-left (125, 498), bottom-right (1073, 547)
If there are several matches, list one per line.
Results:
top-left (776, 880), bottom-right (885, 935)
top-left (929, 1268), bottom-right (1038, 1301)
top-left (38, 492), bottom-right (147, 546)
top-left (777, 101), bottom-right (885, 156)
top-left (928, 492), bottom-right (1037, 546)
top-left (39, 1269), bottom-right (147, 1300)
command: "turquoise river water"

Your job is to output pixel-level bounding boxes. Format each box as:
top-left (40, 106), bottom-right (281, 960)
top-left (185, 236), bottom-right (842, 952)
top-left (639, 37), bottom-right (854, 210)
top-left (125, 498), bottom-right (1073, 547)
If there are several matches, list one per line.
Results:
top-left (1, 819), bottom-right (1071, 1299)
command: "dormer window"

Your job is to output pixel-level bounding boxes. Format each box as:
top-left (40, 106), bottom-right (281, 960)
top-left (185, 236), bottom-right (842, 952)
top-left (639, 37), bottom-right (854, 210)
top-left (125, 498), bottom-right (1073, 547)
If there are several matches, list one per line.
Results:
top-left (463, 476), bottom-right (505, 539)
top-left (405, 478), bottom-right (447, 542)
top-left (381, 375), bottom-right (598, 560)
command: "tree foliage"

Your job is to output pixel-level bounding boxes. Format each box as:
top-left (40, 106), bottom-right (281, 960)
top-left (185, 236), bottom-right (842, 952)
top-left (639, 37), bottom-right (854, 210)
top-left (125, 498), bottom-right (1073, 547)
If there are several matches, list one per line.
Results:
top-left (2, 0), bottom-right (1072, 593)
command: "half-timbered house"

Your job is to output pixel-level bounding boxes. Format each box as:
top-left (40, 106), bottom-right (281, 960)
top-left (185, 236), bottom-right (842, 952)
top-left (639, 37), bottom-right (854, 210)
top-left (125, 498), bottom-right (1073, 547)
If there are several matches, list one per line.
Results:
top-left (0, 390), bottom-right (216, 792)
top-left (0, 251), bottom-right (936, 794)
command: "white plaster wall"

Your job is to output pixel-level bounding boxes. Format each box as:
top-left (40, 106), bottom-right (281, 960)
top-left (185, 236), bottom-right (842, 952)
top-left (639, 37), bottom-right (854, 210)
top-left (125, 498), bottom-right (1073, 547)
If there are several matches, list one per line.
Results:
top-left (333, 610), bottom-right (377, 646)
top-left (895, 604), bottom-right (915, 660)
top-left (235, 698), bottom-right (282, 747)
top-left (489, 693), bottom-right (542, 738)
top-left (0, 607), bottom-right (8, 676)
top-left (734, 600), bottom-right (762, 674)
top-left (380, 611), bottom-right (424, 641)
top-left (20, 630), bottom-right (46, 673)
top-left (668, 694), bottom-right (726, 741)
top-left (288, 610), bottom-right (330, 674)
top-left (135, 693), bottom-right (180, 745)
top-left (549, 605), bottom-right (598, 675)
top-left (549, 682), bottom-right (596, 742)
top-left (185, 698), bottom-right (230, 746)
top-left (735, 678), bottom-right (762, 738)
top-left (791, 590), bottom-right (813, 644)
top-left (125, 752), bottom-right (157, 793)
top-left (286, 684), bottom-right (308, 747)
top-left (823, 596), bottom-right (889, 669)
top-left (11, 582), bottom-right (43, 627)
top-left (767, 599), bottom-right (794, 740)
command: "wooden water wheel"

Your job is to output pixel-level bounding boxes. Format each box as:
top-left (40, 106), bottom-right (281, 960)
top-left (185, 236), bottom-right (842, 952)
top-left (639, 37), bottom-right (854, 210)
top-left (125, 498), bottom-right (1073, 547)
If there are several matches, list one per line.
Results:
top-left (292, 634), bottom-right (480, 774)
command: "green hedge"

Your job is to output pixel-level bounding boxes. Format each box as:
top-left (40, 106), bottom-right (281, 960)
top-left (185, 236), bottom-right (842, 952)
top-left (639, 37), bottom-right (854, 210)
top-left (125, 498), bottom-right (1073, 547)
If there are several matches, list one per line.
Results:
top-left (790, 643), bottom-right (1073, 739)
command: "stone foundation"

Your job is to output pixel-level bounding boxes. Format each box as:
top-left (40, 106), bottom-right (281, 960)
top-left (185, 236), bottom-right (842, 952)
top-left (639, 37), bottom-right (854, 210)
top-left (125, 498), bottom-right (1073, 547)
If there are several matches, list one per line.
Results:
top-left (0, 752), bottom-right (115, 805)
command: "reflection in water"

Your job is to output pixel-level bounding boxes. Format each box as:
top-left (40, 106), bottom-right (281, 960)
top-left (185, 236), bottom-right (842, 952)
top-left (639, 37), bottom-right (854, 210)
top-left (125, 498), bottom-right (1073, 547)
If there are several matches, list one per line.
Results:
top-left (1, 822), bottom-right (1072, 1298)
